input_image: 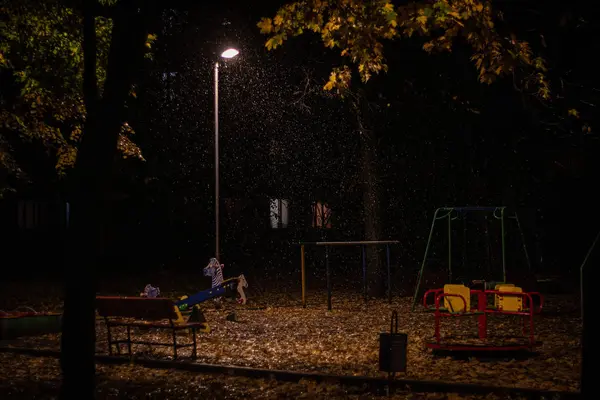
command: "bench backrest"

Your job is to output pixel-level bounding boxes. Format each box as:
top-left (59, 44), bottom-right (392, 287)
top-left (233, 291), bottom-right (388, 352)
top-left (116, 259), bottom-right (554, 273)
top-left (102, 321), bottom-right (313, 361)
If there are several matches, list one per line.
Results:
top-left (96, 296), bottom-right (178, 321)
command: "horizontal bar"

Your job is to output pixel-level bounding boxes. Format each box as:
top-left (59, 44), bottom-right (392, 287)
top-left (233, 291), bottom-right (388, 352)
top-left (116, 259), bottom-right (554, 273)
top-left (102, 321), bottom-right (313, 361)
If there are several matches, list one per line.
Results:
top-left (436, 207), bottom-right (506, 212)
top-left (0, 346), bottom-right (580, 399)
top-left (299, 241), bottom-right (400, 246)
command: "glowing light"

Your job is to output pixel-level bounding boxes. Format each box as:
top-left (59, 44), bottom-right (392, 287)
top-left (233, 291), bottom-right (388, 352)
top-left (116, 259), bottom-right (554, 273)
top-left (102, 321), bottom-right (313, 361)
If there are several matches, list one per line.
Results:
top-left (221, 48), bottom-right (239, 59)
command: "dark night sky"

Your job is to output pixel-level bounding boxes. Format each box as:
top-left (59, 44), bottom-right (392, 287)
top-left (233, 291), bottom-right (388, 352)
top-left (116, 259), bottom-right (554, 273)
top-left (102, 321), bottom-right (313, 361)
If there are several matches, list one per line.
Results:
top-left (134, 2), bottom-right (597, 274)
top-left (2, 0), bottom-right (599, 283)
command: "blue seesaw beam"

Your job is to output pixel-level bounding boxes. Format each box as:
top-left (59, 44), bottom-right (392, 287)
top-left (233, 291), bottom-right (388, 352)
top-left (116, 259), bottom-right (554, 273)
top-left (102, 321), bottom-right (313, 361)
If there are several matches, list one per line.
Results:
top-left (175, 278), bottom-right (238, 310)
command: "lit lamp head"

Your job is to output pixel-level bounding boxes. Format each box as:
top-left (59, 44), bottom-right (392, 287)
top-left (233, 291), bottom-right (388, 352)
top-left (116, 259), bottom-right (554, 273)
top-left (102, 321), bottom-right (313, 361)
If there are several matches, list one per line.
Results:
top-left (221, 48), bottom-right (239, 59)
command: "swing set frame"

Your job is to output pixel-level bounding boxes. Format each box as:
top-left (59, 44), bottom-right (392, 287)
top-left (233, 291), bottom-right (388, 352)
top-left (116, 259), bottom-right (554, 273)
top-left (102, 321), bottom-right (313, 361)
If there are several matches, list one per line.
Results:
top-left (411, 206), bottom-right (532, 311)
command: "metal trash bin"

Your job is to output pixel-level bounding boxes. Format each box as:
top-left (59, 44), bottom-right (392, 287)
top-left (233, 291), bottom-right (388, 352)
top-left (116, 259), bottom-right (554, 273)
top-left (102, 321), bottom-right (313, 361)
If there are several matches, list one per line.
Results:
top-left (379, 310), bottom-right (407, 373)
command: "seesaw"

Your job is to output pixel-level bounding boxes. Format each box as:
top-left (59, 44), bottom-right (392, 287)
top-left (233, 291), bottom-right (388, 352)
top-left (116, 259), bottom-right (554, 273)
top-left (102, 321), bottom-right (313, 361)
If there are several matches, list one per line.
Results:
top-left (175, 274), bottom-right (248, 311)
top-left (169, 274), bottom-right (248, 333)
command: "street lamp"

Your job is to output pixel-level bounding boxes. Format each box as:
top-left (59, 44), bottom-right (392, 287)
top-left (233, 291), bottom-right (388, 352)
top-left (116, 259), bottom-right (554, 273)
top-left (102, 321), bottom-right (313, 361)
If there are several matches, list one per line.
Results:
top-left (214, 48), bottom-right (239, 261)
top-left (221, 48), bottom-right (239, 59)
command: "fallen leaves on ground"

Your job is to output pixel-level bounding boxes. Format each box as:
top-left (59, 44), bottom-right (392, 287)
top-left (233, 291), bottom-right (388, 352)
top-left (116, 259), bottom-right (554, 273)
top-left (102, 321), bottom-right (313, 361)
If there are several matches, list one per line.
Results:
top-left (0, 280), bottom-right (581, 395)
top-left (0, 353), bottom-right (537, 399)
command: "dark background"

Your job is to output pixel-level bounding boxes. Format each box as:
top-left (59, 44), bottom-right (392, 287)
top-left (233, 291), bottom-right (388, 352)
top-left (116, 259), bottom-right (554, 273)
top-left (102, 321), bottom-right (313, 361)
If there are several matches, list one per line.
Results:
top-left (1, 1), bottom-right (598, 294)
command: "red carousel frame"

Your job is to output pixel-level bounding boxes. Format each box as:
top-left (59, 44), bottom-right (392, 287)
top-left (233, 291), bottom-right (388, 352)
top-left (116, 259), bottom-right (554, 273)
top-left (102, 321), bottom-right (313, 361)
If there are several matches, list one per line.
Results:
top-left (423, 287), bottom-right (544, 351)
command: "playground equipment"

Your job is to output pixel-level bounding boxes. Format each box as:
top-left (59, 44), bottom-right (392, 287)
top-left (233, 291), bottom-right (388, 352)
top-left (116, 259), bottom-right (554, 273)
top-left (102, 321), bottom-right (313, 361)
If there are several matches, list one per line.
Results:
top-left (175, 258), bottom-right (248, 311)
top-left (175, 275), bottom-right (248, 311)
top-left (299, 240), bottom-right (399, 310)
top-left (172, 274), bottom-right (247, 333)
top-left (422, 282), bottom-right (544, 351)
top-left (130, 259), bottom-right (247, 333)
top-left (412, 207), bottom-right (532, 311)
top-left (0, 307), bottom-right (62, 340)
top-left (140, 284), bottom-right (160, 298)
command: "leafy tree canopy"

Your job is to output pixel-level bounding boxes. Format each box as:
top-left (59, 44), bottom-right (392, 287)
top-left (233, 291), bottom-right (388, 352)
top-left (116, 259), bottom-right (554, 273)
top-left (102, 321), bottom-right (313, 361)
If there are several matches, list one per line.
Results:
top-left (258, 0), bottom-right (588, 132)
top-left (0, 0), bottom-right (154, 186)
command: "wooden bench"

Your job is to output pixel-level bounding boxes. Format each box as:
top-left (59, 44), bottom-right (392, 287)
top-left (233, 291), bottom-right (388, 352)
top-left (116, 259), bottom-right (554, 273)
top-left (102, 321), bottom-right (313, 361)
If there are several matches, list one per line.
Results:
top-left (96, 296), bottom-right (204, 360)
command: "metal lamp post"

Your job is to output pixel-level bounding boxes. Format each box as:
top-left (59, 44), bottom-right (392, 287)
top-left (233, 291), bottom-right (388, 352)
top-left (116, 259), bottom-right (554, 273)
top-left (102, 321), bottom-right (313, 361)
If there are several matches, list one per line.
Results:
top-left (214, 48), bottom-right (239, 260)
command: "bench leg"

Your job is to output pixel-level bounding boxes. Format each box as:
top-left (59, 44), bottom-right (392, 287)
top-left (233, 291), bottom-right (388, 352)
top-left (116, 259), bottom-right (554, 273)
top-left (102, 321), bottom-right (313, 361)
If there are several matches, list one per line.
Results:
top-left (127, 325), bottom-right (132, 357)
top-left (192, 327), bottom-right (197, 360)
top-left (172, 329), bottom-right (177, 360)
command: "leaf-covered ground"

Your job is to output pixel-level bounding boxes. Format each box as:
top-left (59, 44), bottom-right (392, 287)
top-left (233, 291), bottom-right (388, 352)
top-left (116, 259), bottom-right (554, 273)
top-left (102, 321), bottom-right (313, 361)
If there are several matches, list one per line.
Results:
top-left (0, 352), bottom-right (542, 400)
top-left (0, 279), bottom-right (581, 396)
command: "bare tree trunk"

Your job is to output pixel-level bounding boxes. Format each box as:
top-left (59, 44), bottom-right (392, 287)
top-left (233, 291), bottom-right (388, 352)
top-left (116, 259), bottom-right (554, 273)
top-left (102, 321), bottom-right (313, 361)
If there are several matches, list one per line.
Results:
top-left (60, 1), bottom-right (153, 398)
top-left (59, 2), bottom-right (98, 396)
top-left (361, 134), bottom-right (384, 296)
top-left (353, 96), bottom-right (384, 297)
